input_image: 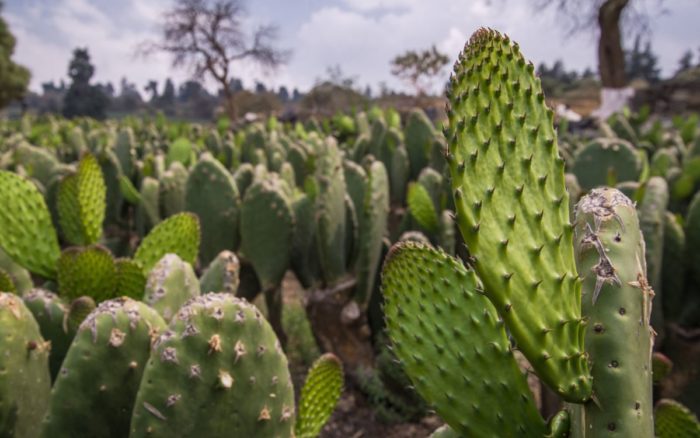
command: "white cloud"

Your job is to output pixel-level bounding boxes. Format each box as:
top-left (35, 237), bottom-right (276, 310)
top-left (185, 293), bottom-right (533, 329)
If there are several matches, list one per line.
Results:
top-left (5, 0), bottom-right (700, 96)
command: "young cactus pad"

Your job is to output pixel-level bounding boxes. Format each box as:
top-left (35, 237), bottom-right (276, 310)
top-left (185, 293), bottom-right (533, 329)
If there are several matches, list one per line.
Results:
top-left (572, 188), bottom-right (654, 437)
top-left (130, 293), bottom-right (295, 437)
top-left (444, 28), bottom-right (591, 402)
top-left (381, 242), bottom-right (545, 436)
top-left (295, 353), bottom-right (344, 438)
top-left (0, 293), bottom-right (51, 438)
top-left (133, 212), bottom-right (201, 274)
top-left (40, 298), bottom-right (167, 438)
top-left (0, 171), bottom-right (60, 278)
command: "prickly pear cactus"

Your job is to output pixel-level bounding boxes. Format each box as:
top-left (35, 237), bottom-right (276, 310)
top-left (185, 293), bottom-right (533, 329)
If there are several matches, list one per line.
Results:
top-left (572, 188), bottom-right (654, 437)
top-left (40, 298), bottom-right (167, 438)
top-left (130, 293), bottom-right (295, 437)
top-left (57, 245), bottom-right (117, 302)
top-left (239, 177), bottom-right (294, 291)
top-left (0, 171), bottom-right (61, 278)
top-left (114, 258), bottom-right (147, 299)
top-left (638, 176), bottom-right (669, 336)
top-left (159, 162), bottom-right (188, 217)
top-left (134, 212), bottom-right (200, 274)
top-left (22, 289), bottom-right (73, 381)
top-left (572, 138), bottom-right (642, 191)
top-left (355, 160), bottom-right (389, 306)
top-left (0, 247), bottom-right (32, 294)
top-left (143, 254), bottom-right (200, 322)
top-left (382, 242), bottom-right (545, 436)
top-left (654, 399), bottom-right (700, 438)
top-left (0, 293), bottom-right (51, 438)
top-left (185, 153), bottom-right (241, 266)
top-left (295, 353), bottom-right (344, 438)
top-left (445, 28), bottom-right (591, 402)
top-left (200, 250), bottom-right (241, 294)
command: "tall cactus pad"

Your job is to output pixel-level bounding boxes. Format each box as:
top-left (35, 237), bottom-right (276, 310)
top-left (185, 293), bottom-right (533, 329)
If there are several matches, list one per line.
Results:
top-left (22, 289), bottom-right (73, 381)
top-left (355, 160), bottom-right (390, 306)
top-left (445, 28), bottom-right (590, 402)
top-left (57, 154), bottom-right (107, 246)
top-left (200, 250), bottom-right (241, 294)
top-left (40, 298), bottom-right (166, 438)
top-left (0, 293), bottom-right (51, 438)
top-left (77, 153), bottom-right (106, 244)
top-left (295, 354), bottom-right (344, 438)
top-left (134, 212), bottom-right (200, 274)
top-left (0, 171), bottom-right (60, 278)
top-left (57, 245), bottom-right (117, 302)
top-left (574, 188), bottom-right (654, 436)
top-left (381, 242), bottom-right (545, 436)
top-left (130, 294), bottom-right (295, 437)
top-left (654, 399), bottom-right (700, 438)
top-left (240, 177), bottom-right (294, 291)
top-left (315, 138), bottom-right (347, 285)
top-left (143, 254), bottom-right (200, 322)
top-left (639, 176), bottom-right (668, 334)
top-left (407, 182), bottom-right (439, 233)
top-left (185, 153), bottom-right (241, 266)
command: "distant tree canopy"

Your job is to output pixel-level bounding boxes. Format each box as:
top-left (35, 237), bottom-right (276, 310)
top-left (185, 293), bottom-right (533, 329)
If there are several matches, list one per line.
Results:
top-left (141, 0), bottom-right (289, 121)
top-left (624, 35), bottom-right (660, 83)
top-left (0, 5), bottom-right (30, 109)
top-left (62, 48), bottom-right (109, 119)
top-left (390, 45), bottom-right (449, 95)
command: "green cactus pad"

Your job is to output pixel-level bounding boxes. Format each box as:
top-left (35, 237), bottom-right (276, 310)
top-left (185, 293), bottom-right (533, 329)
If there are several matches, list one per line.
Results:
top-left (159, 162), bottom-right (188, 218)
top-left (130, 293), bottom-right (295, 437)
top-left (652, 352), bottom-right (673, 384)
top-left (57, 245), bottom-right (117, 302)
top-left (654, 399), bottom-right (700, 438)
top-left (407, 182), bottom-right (439, 233)
top-left (429, 425), bottom-right (460, 438)
top-left (0, 293), bottom-right (51, 438)
top-left (240, 177), bottom-right (294, 290)
top-left (382, 242), bottom-right (545, 436)
top-left (57, 173), bottom-right (83, 244)
top-left (0, 269), bottom-right (14, 293)
top-left (574, 188), bottom-right (654, 436)
top-left (661, 212), bottom-right (685, 322)
top-left (65, 295), bottom-right (96, 333)
top-left (572, 138), bottom-right (642, 191)
top-left (40, 298), bottom-right (167, 438)
top-left (0, 171), bottom-right (61, 278)
top-left (295, 353), bottom-right (344, 438)
top-left (315, 138), bottom-right (347, 285)
top-left (404, 109), bottom-right (435, 179)
top-left (200, 250), bottom-right (241, 294)
top-left (134, 212), bottom-right (200, 274)
top-left (355, 160), bottom-right (389, 306)
top-left (445, 28), bottom-right (591, 402)
top-left (0, 247), bottom-right (32, 294)
top-left (56, 154), bottom-right (107, 245)
top-left (185, 153), bottom-right (241, 266)
top-left (114, 258), bottom-right (147, 299)
top-left (119, 174), bottom-right (141, 204)
top-left (143, 254), bottom-right (200, 322)
top-left (22, 289), bottom-right (74, 381)
top-left (639, 176), bottom-right (669, 335)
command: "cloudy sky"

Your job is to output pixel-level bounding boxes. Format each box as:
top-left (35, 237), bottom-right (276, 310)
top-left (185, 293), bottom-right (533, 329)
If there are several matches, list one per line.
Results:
top-left (5, 0), bottom-right (700, 95)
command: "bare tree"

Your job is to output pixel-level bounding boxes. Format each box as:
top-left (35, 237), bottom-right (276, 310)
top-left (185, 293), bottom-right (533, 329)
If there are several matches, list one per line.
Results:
top-left (533, 0), bottom-right (665, 88)
top-left (390, 45), bottom-right (449, 95)
top-left (140, 0), bottom-right (290, 120)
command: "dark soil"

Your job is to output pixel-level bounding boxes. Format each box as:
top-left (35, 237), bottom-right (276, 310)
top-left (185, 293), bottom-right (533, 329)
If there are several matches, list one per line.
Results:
top-left (319, 389), bottom-right (443, 438)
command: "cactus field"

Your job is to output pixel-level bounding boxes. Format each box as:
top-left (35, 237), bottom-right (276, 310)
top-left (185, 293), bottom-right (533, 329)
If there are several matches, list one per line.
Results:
top-left (1, 28), bottom-right (700, 438)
